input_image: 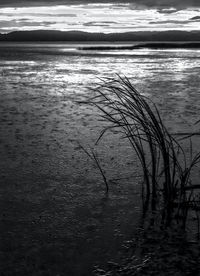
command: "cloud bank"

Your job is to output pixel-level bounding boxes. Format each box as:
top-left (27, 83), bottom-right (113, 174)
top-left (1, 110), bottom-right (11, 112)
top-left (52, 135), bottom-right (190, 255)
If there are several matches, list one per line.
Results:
top-left (0, 0), bottom-right (200, 9)
top-left (0, 1), bottom-right (199, 33)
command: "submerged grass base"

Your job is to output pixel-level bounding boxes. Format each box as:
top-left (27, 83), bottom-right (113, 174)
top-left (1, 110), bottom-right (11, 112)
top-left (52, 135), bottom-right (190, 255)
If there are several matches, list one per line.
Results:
top-left (94, 226), bottom-right (200, 276)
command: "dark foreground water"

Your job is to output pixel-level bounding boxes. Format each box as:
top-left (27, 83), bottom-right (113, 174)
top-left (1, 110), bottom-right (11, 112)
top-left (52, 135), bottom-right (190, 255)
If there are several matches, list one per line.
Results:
top-left (0, 43), bottom-right (200, 275)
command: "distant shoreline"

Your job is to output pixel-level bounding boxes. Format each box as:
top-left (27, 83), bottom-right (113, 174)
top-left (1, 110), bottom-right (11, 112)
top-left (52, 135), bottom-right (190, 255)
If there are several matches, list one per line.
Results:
top-left (78, 42), bottom-right (200, 50)
top-left (1, 41), bottom-right (200, 51)
top-left (0, 30), bottom-right (200, 43)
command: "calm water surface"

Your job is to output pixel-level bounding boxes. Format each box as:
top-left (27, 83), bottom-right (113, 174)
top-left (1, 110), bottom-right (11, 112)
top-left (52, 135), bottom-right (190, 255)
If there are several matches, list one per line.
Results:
top-left (1, 43), bottom-right (200, 126)
top-left (0, 43), bottom-right (200, 275)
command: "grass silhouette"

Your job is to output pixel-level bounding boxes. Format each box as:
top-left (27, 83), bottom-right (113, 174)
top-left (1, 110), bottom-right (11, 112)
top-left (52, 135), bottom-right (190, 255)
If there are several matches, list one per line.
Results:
top-left (87, 76), bottom-right (200, 228)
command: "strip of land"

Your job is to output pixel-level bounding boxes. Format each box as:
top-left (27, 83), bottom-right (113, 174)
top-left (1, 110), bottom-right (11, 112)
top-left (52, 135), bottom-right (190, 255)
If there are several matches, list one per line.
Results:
top-left (78, 42), bottom-right (200, 50)
top-left (0, 30), bottom-right (200, 42)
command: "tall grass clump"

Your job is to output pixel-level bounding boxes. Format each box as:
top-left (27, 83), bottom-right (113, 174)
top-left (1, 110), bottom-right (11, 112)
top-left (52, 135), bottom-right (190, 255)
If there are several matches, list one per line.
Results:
top-left (89, 76), bottom-right (200, 227)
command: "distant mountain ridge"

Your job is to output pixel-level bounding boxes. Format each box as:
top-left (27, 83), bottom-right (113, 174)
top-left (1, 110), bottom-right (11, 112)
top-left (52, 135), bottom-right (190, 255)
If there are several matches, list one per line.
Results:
top-left (0, 30), bottom-right (200, 42)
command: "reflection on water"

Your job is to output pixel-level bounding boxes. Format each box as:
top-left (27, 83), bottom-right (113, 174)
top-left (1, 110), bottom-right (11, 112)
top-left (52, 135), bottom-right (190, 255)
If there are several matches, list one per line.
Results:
top-left (1, 43), bottom-right (200, 128)
top-left (0, 43), bottom-right (200, 275)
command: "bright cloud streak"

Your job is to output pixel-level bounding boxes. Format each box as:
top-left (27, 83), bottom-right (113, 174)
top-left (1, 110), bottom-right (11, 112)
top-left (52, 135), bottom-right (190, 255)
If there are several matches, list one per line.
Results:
top-left (0, 4), bottom-right (200, 33)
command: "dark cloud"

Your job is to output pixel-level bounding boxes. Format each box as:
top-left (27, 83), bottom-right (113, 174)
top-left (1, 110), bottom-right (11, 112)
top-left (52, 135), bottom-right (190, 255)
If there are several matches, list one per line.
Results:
top-left (0, 12), bottom-right (77, 18)
top-left (132, 0), bottom-right (200, 9)
top-left (150, 20), bottom-right (190, 25)
top-left (190, 16), bottom-right (200, 20)
top-left (0, 0), bottom-right (200, 9)
top-left (157, 8), bottom-right (177, 14)
top-left (0, 19), bottom-right (54, 27)
top-left (83, 21), bottom-right (118, 27)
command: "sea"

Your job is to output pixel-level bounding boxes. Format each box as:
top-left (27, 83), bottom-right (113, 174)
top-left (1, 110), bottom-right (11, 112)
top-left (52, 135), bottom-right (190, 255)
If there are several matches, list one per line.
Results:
top-left (1, 42), bottom-right (200, 275)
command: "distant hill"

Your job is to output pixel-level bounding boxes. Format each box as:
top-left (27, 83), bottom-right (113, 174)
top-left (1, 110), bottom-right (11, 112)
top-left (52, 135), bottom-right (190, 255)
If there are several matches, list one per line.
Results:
top-left (0, 30), bottom-right (200, 42)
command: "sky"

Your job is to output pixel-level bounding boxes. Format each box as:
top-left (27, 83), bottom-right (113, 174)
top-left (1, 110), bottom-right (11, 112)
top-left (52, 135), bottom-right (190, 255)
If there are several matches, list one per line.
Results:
top-left (0, 0), bottom-right (200, 33)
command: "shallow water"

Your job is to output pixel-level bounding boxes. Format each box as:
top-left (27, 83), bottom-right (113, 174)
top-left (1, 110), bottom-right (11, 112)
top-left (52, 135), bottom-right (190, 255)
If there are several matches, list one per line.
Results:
top-left (0, 43), bottom-right (200, 275)
top-left (1, 42), bottom-right (200, 127)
